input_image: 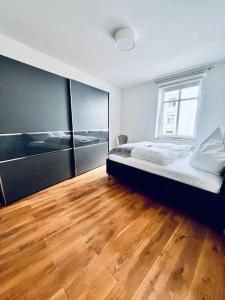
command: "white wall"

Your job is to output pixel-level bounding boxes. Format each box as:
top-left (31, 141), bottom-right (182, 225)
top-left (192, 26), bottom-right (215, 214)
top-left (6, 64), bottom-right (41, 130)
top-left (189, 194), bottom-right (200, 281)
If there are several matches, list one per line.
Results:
top-left (121, 60), bottom-right (225, 144)
top-left (0, 32), bottom-right (121, 148)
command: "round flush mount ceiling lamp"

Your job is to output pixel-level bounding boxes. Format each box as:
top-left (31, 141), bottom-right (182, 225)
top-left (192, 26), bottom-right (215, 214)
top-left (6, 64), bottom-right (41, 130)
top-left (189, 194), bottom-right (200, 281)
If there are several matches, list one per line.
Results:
top-left (114, 27), bottom-right (136, 51)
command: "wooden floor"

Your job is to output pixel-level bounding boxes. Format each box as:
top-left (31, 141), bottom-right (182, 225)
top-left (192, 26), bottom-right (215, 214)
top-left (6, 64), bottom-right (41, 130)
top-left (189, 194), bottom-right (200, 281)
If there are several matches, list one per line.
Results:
top-left (0, 166), bottom-right (224, 300)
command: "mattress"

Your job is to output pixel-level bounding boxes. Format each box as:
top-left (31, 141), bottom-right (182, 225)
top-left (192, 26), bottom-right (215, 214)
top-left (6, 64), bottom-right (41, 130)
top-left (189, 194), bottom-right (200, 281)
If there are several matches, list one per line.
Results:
top-left (109, 154), bottom-right (222, 194)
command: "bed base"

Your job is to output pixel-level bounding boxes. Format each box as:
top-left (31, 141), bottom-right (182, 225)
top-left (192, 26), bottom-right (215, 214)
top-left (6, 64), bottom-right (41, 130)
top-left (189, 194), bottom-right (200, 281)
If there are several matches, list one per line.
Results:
top-left (106, 159), bottom-right (225, 232)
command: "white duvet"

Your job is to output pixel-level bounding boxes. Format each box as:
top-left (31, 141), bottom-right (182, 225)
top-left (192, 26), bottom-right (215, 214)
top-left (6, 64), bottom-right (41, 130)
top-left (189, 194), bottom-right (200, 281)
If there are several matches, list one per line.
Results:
top-left (131, 143), bottom-right (192, 165)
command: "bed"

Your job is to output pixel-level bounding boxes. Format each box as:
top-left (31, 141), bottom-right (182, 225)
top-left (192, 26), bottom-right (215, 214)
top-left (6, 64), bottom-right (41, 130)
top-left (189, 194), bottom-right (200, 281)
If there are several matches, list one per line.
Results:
top-left (107, 145), bottom-right (225, 232)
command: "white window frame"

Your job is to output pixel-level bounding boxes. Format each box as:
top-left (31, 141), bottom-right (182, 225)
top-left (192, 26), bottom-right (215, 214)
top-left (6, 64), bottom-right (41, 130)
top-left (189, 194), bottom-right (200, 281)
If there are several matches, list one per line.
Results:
top-left (155, 76), bottom-right (205, 141)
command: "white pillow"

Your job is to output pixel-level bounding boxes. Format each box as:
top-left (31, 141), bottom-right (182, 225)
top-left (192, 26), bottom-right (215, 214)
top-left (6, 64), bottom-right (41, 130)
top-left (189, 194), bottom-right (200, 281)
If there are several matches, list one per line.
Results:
top-left (131, 146), bottom-right (178, 165)
top-left (190, 128), bottom-right (225, 175)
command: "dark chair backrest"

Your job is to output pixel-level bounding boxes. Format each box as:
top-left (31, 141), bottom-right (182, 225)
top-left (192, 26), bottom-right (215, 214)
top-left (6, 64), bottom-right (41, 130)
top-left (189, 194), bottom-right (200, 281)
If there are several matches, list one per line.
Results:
top-left (117, 135), bottom-right (128, 146)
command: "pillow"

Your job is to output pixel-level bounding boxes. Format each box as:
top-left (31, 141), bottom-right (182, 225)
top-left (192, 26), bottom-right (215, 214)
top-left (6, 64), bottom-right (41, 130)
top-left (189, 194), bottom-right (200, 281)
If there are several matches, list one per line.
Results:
top-left (190, 128), bottom-right (225, 175)
top-left (131, 146), bottom-right (178, 165)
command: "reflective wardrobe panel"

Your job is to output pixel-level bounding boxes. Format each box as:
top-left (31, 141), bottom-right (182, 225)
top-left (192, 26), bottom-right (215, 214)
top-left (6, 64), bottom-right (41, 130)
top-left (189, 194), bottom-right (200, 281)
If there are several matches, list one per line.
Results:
top-left (70, 80), bottom-right (109, 175)
top-left (0, 55), bottom-right (74, 205)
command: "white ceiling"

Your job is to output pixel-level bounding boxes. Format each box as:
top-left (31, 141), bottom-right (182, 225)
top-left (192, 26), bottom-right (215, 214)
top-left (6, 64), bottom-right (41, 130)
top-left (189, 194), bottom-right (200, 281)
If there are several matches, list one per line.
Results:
top-left (0, 0), bottom-right (225, 88)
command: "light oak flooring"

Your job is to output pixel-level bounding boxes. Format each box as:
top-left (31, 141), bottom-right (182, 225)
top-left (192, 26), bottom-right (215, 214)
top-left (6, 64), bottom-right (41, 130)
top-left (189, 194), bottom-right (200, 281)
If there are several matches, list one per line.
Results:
top-left (0, 166), bottom-right (224, 300)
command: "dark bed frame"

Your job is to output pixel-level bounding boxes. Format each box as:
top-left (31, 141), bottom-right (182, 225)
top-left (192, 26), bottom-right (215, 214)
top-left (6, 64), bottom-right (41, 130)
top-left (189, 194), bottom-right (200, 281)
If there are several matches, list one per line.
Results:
top-left (106, 158), bottom-right (225, 232)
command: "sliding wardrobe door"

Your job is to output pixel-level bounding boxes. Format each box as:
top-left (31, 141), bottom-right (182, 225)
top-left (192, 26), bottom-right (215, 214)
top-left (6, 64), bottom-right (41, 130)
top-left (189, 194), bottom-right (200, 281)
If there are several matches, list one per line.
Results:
top-left (70, 80), bottom-right (109, 175)
top-left (0, 55), bottom-right (74, 205)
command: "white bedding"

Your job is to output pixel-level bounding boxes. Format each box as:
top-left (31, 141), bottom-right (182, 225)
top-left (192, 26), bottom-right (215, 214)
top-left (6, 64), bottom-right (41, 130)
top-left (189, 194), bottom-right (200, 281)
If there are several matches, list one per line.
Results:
top-left (109, 154), bottom-right (222, 194)
top-left (131, 146), bottom-right (178, 165)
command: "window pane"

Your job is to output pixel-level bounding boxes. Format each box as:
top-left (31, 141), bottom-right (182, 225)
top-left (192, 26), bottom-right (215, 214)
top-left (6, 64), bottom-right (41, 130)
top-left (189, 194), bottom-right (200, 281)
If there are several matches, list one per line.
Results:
top-left (181, 85), bottom-right (199, 99)
top-left (177, 99), bottom-right (198, 137)
top-left (162, 101), bottom-right (178, 135)
top-left (164, 89), bottom-right (179, 102)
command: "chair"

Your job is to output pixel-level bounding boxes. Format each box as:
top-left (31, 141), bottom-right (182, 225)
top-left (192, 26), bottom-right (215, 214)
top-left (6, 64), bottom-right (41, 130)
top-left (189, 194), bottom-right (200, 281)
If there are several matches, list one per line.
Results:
top-left (117, 135), bottom-right (128, 146)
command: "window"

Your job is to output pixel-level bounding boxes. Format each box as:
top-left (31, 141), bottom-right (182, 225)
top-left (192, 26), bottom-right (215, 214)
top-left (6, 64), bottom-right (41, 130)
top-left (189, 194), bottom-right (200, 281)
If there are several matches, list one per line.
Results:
top-left (155, 78), bottom-right (204, 140)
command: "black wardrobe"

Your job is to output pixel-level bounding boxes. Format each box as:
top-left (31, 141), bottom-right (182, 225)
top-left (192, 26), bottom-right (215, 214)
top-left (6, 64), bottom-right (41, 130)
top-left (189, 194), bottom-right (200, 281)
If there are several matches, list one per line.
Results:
top-left (0, 55), bottom-right (109, 205)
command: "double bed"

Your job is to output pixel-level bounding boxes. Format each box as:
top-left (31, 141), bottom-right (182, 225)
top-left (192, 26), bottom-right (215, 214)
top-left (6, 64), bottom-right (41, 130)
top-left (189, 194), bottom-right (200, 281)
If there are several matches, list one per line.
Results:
top-left (107, 143), bottom-right (225, 232)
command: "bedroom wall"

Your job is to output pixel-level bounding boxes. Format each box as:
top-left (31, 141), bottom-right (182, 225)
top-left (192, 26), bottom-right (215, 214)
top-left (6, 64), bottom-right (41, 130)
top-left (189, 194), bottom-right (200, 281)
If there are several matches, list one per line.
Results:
top-left (0, 32), bottom-right (121, 149)
top-left (121, 60), bottom-right (225, 145)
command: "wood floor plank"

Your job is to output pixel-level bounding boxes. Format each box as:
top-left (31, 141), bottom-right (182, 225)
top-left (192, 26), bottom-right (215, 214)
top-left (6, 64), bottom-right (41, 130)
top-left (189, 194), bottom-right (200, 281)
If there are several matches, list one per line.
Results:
top-left (107, 207), bottom-right (167, 281)
top-left (0, 166), bottom-right (224, 300)
top-left (0, 240), bottom-right (48, 280)
top-left (132, 221), bottom-right (194, 300)
top-left (49, 289), bottom-right (68, 300)
top-left (105, 217), bottom-right (179, 300)
top-left (0, 242), bottom-right (62, 300)
top-left (187, 230), bottom-right (225, 300)
top-left (76, 269), bottom-right (116, 300)
top-left (84, 193), bottom-right (150, 255)
top-left (45, 232), bottom-right (97, 289)
top-left (65, 214), bottom-right (150, 299)
top-left (154, 222), bottom-right (206, 300)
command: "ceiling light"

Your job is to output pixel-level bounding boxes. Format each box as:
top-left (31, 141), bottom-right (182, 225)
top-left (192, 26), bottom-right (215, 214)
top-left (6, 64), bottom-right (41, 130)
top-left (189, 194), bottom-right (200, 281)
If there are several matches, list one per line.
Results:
top-left (114, 27), bottom-right (135, 51)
